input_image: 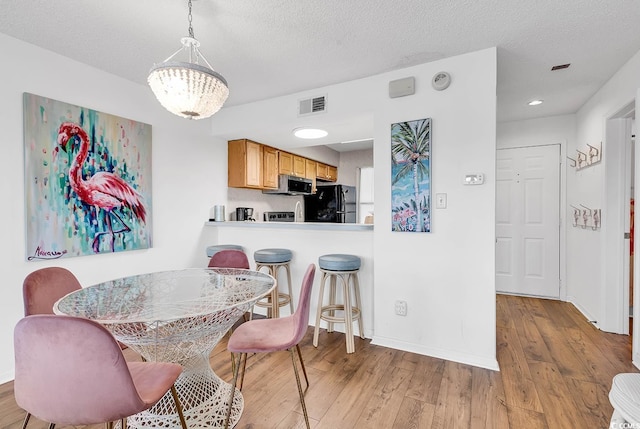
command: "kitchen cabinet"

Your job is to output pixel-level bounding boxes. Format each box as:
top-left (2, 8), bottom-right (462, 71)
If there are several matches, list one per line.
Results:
top-left (263, 146), bottom-right (278, 189)
top-left (293, 155), bottom-right (306, 177)
top-left (316, 162), bottom-right (338, 182)
top-left (305, 159), bottom-right (317, 193)
top-left (228, 139), bottom-right (263, 189)
top-left (327, 165), bottom-right (338, 181)
top-left (279, 152), bottom-right (294, 175)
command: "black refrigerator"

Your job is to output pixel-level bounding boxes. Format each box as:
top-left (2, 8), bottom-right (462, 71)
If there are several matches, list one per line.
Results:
top-left (304, 184), bottom-right (357, 223)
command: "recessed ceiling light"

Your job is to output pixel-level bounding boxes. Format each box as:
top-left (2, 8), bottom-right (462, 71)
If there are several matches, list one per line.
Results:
top-left (528, 100), bottom-right (543, 106)
top-left (293, 128), bottom-right (328, 139)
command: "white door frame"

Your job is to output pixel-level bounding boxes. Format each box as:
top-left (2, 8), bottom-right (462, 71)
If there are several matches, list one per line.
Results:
top-left (602, 101), bottom-right (635, 337)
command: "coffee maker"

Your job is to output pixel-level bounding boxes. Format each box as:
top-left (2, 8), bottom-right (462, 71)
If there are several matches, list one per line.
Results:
top-left (235, 207), bottom-right (255, 221)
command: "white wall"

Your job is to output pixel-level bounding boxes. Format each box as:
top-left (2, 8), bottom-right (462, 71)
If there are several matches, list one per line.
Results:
top-left (372, 49), bottom-right (498, 369)
top-left (570, 49), bottom-right (640, 333)
top-left (338, 149), bottom-right (374, 187)
top-left (210, 48), bottom-right (499, 369)
top-left (0, 33), bottom-right (228, 383)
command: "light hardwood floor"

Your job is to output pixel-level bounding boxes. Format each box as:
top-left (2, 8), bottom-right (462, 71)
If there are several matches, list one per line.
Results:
top-left (0, 294), bottom-right (636, 428)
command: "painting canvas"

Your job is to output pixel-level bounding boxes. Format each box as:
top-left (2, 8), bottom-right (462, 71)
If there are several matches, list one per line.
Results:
top-left (391, 118), bottom-right (431, 232)
top-left (24, 93), bottom-right (152, 260)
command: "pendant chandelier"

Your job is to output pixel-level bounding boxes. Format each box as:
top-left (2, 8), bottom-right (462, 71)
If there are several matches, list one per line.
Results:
top-left (148, 0), bottom-right (229, 120)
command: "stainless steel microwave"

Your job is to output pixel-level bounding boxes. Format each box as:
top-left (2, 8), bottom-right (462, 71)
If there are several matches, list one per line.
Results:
top-left (262, 175), bottom-right (313, 195)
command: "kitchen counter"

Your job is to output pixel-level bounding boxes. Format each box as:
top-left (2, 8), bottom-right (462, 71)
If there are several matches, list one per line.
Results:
top-left (199, 220), bottom-right (373, 338)
top-left (205, 221), bottom-right (373, 231)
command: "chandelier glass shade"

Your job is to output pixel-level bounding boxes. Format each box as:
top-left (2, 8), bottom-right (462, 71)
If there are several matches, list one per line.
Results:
top-left (148, 2), bottom-right (229, 120)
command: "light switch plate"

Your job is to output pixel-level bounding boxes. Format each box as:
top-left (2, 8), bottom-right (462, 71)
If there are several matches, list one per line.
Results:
top-left (436, 193), bottom-right (447, 209)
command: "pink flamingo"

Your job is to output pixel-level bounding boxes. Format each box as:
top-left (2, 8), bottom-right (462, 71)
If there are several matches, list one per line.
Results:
top-left (56, 122), bottom-right (146, 253)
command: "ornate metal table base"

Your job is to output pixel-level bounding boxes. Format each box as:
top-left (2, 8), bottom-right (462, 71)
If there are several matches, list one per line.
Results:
top-left (126, 357), bottom-right (243, 428)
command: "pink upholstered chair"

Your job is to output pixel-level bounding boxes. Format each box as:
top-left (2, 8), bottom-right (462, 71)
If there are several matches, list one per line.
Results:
top-left (21, 267), bottom-right (84, 428)
top-left (14, 315), bottom-right (188, 429)
top-left (223, 263), bottom-right (316, 429)
top-left (23, 267), bottom-right (82, 317)
top-left (207, 249), bottom-right (251, 269)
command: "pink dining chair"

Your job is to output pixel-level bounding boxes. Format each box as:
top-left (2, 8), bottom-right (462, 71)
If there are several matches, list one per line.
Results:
top-left (207, 249), bottom-right (251, 269)
top-left (23, 267), bottom-right (129, 352)
top-left (21, 267), bottom-right (85, 429)
top-left (23, 267), bottom-right (82, 317)
top-left (13, 314), bottom-right (188, 429)
top-left (223, 263), bottom-right (316, 429)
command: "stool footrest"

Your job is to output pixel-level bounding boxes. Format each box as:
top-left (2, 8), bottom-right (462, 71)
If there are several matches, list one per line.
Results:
top-left (254, 292), bottom-right (292, 308)
top-left (319, 305), bottom-right (361, 324)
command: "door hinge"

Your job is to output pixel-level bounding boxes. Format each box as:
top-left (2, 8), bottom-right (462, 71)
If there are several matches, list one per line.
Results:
top-left (625, 232), bottom-right (631, 239)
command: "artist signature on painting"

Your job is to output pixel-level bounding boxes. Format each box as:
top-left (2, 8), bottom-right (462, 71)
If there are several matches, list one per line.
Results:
top-left (28, 246), bottom-right (68, 261)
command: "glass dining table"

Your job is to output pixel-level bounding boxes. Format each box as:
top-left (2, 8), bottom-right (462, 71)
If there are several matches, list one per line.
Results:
top-left (53, 267), bottom-right (275, 429)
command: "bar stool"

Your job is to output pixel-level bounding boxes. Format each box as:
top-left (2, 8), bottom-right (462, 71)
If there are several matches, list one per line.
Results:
top-left (206, 244), bottom-right (244, 258)
top-left (313, 254), bottom-right (364, 353)
top-left (254, 248), bottom-right (294, 318)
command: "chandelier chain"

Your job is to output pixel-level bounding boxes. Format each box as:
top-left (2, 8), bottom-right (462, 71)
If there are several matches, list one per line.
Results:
top-left (187, 0), bottom-right (194, 38)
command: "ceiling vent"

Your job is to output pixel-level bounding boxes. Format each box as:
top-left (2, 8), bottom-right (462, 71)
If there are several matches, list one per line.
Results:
top-left (551, 63), bottom-right (571, 71)
top-left (298, 95), bottom-right (327, 116)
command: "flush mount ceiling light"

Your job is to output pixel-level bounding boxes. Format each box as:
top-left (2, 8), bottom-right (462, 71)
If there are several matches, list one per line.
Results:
top-left (293, 128), bottom-right (328, 139)
top-left (147, 0), bottom-right (229, 120)
top-left (528, 99), bottom-right (543, 106)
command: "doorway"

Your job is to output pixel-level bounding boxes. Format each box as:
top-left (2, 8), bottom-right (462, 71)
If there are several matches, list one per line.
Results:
top-left (496, 144), bottom-right (561, 298)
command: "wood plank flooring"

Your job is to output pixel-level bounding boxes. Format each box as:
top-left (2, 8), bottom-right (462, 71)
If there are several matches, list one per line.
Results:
top-left (0, 294), bottom-right (636, 428)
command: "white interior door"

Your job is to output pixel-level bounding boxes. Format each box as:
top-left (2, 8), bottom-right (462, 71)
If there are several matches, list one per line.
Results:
top-left (496, 145), bottom-right (560, 298)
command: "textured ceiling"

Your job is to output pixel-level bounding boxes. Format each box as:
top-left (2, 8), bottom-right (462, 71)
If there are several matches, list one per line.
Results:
top-left (2, 0), bottom-right (640, 148)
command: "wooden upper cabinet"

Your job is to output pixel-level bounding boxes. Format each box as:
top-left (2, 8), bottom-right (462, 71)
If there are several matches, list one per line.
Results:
top-left (327, 165), bottom-right (338, 182)
top-left (316, 162), bottom-right (338, 182)
top-left (229, 138), bottom-right (337, 189)
top-left (305, 159), bottom-right (317, 192)
top-left (293, 155), bottom-right (306, 177)
top-left (228, 139), bottom-right (263, 189)
top-left (263, 146), bottom-right (278, 189)
top-left (279, 151), bottom-right (294, 175)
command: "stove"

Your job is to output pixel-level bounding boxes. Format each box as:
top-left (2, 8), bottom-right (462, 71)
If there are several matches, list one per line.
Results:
top-left (264, 211), bottom-right (295, 222)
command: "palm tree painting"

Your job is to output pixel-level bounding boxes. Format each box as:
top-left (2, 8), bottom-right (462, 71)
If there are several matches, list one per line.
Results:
top-left (391, 118), bottom-right (431, 232)
top-left (24, 93), bottom-right (153, 260)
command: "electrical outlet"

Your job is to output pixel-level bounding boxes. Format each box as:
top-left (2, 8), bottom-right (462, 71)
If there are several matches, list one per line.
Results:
top-left (395, 300), bottom-right (407, 316)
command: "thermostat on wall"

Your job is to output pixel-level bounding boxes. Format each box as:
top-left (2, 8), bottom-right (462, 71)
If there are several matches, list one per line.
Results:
top-left (463, 173), bottom-right (484, 185)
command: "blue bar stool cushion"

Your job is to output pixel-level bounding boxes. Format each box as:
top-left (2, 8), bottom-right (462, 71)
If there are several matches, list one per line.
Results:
top-left (254, 248), bottom-right (293, 264)
top-left (206, 244), bottom-right (244, 258)
top-left (319, 254), bottom-right (361, 271)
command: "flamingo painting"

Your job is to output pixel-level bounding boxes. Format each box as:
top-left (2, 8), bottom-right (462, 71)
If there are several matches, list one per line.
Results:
top-left (56, 122), bottom-right (147, 253)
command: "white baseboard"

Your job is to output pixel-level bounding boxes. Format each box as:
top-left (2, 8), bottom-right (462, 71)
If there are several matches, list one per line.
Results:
top-left (371, 335), bottom-right (500, 371)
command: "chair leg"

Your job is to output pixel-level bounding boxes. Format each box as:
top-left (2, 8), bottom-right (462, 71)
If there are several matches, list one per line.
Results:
top-left (290, 348), bottom-right (311, 429)
top-left (295, 344), bottom-right (309, 388)
top-left (285, 262), bottom-right (294, 314)
top-left (342, 273), bottom-right (355, 354)
top-left (238, 352), bottom-right (248, 391)
top-left (352, 272), bottom-right (365, 339)
top-left (47, 424), bottom-right (55, 429)
top-left (313, 272), bottom-right (328, 347)
top-left (20, 412), bottom-right (31, 429)
top-left (224, 352), bottom-right (244, 429)
top-left (170, 385), bottom-right (188, 429)
top-left (105, 423), bottom-right (113, 429)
